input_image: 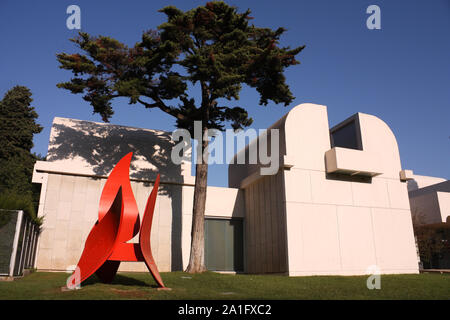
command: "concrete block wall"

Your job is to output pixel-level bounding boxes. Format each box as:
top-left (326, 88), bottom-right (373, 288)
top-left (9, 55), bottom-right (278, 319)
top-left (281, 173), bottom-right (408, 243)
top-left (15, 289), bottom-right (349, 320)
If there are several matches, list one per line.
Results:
top-left (283, 169), bottom-right (418, 275)
top-left (36, 173), bottom-right (178, 272)
top-left (230, 103), bottom-right (419, 276)
top-left (242, 171), bottom-right (288, 274)
top-left (409, 180), bottom-right (450, 224)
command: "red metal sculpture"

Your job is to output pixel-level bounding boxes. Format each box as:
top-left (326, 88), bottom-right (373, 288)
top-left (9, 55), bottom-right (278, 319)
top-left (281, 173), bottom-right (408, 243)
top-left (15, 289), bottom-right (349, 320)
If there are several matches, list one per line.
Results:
top-left (66, 152), bottom-right (166, 289)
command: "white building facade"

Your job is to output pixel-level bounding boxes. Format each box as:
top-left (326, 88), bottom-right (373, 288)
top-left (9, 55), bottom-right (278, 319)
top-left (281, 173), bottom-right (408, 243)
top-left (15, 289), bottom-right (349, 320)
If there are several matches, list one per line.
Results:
top-left (32, 103), bottom-right (420, 275)
top-left (408, 179), bottom-right (450, 225)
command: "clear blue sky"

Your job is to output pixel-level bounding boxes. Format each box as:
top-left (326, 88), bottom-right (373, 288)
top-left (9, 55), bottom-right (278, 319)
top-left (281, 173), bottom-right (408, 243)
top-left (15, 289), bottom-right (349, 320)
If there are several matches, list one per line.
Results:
top-left (1, 0), bottom-right (449, 186)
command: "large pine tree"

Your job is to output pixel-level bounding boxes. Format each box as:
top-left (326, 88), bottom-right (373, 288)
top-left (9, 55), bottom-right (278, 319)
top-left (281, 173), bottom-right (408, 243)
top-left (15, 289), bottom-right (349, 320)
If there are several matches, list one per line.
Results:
top-left (56, 1), bottom-right (304, 273)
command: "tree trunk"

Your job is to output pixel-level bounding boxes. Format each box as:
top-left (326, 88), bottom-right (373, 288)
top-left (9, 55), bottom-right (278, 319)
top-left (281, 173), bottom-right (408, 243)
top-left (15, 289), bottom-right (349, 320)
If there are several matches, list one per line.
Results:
top-left (185, 136), bottom-right (209, 273)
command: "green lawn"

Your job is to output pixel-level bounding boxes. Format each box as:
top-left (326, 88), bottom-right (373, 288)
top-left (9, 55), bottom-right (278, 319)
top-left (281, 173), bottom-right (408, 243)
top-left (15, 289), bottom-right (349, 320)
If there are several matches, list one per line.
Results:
top-left (0, 271), bottom-right (448, 300)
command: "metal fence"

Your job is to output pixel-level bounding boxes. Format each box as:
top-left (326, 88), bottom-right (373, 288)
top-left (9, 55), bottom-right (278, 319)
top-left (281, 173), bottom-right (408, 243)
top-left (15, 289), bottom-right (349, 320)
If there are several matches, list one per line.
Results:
top-left (0, 210), bottom-right (40, 277)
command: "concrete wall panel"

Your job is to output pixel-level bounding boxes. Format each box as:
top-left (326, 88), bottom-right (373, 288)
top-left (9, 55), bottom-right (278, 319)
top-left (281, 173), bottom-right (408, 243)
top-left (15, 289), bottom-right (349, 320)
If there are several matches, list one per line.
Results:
top-left (286, 203), bottom-right (341, 275)
top-left (284, 169), bottom-right (312, 203)
top-left (351, 178), bottom-right (390, 208)
top-left (243, 172), bottom-right (287, 274)
top-left (310, 171), bottom-right (353, 206)
top-left (371, 208), bottom-right (418, 272)
top-left (336, 206), bottom-right (376, 271)
top-left (36, 174), bottom-right (185, 272)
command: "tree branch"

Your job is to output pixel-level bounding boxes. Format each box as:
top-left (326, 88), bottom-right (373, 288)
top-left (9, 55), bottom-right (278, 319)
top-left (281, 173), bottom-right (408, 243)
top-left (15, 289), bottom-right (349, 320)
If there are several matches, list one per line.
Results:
top-left (137, 98), bottom-right (159, 109)
top-left (138, 96), bottom-right (187, 121)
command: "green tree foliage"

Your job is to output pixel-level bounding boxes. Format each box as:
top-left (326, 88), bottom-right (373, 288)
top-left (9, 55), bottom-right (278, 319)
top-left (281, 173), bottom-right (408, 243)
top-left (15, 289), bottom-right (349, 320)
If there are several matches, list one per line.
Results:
top-left (414, 223), bottom-right (450, 269)
top-left (57, 2), bottom-right (304, 132)
top-left (0, 86), bottom-right (43, 211)
top-left (56, 1), bottom-right (304, 272)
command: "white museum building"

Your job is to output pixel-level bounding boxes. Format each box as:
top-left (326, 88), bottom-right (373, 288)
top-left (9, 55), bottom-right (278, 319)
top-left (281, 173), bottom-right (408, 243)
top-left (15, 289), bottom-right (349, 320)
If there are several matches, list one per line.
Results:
top-left (32, 103), bottom-right (445, 276)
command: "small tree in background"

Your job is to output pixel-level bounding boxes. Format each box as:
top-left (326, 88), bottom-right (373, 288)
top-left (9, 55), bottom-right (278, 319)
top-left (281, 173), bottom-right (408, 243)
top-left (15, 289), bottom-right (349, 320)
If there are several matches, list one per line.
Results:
top-left (412, 209), bottom-right (450, 268)
top-left (56, 1), bottom-right (304, 273)
top-left (414, 223), bottom-right (450, 268)
top-left (0, 86), bottom-right (43, 200)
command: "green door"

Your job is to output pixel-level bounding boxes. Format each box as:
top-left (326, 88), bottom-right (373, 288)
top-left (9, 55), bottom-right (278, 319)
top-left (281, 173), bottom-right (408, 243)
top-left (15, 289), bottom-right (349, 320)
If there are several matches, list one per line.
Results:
top-left (204, 218), bottom-right (243, 271)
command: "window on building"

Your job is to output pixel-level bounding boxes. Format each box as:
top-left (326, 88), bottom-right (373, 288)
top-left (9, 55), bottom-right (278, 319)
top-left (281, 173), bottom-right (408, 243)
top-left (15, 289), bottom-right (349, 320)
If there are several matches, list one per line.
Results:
top-left (330, 117), bottom-right (363, 150)
top-left (204, 218), bottom-right (243, 272)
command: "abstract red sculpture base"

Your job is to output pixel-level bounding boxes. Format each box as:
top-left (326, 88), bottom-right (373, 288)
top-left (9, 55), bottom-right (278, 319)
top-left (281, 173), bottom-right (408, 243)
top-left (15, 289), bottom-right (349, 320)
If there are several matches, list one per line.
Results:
top-left (67, 152), bottom-right (166, 289)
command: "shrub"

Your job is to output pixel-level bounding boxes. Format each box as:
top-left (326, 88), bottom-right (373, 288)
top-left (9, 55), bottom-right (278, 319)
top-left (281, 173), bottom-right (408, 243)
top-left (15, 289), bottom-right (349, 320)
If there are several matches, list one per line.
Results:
top-left (414, 223), bottom-right (450, 269)
top-left (0, 192), bottom-right (43, 229)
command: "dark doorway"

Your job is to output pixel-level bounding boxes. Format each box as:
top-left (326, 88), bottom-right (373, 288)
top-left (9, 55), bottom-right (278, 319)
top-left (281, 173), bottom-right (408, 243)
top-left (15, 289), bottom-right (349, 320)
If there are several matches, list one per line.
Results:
top-left (204, 218), bottom-right (243, 271)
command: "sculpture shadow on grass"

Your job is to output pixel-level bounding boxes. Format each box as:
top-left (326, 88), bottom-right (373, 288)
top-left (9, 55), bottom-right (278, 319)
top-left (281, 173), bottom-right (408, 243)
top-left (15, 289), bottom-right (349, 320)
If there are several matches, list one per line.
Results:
top-left (82, 273), bottom-right (155, 287)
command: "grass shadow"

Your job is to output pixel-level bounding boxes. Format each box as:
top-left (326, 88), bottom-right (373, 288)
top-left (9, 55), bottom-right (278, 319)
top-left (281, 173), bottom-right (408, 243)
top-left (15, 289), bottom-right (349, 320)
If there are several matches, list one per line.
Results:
top-left (82, 273), bottom-right (154, 287)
